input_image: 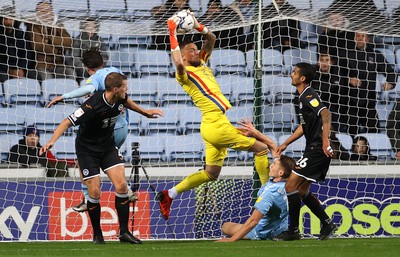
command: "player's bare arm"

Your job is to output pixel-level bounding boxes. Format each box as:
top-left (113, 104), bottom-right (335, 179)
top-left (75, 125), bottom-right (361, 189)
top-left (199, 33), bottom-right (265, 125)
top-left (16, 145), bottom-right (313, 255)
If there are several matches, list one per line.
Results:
top-left (277, 125), bottom-right (304, 155)
top-left (320, 108), bottom-right (333, 157)
top-left (189, 11), bottom-right (216, 55)
top-left (39, 118), bottom-right (73, 155)
top-left (238, 118), bottom-right (278, 157)
top-left (125, 98), bottom-right (164, 118)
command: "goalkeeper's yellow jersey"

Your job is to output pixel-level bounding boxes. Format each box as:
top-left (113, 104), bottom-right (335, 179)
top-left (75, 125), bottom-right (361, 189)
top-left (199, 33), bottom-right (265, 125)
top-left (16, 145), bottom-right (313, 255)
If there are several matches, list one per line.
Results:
top-left (176, 50), bottom-right (231, 116)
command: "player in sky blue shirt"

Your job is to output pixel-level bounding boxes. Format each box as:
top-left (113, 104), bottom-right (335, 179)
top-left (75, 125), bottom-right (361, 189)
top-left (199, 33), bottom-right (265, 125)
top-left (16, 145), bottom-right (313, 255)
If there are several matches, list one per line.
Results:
top-left (218, 154), bottom-right (295, 242)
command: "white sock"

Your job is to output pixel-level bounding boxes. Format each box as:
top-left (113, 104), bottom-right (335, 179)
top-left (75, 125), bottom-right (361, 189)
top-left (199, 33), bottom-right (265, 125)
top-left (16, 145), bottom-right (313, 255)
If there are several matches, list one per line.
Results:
top-left (168, 188), bottom-right (178, 199)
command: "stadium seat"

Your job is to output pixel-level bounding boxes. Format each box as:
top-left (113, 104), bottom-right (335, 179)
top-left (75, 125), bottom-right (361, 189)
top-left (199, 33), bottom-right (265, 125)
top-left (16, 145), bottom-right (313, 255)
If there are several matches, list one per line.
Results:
top-left (165, 134), bottom-right (204, 162)
top-left (0, 133), bottom-right (20, 163)
top-left (214, 75), bottom-right (233, 101)
top-left (375, 48), bottom-right (396, 68)
top-left (42, 78), bottom-right (81, 105)
top-left (89, 0), bottom-right (126, 17)
top-left (42, 134), bottom-right (76, 159)
top-left (52, 0), bottom-right (89, 17)
top-left (262, 103), bottom-right (297, 133)
top-left (283, 47), bottom-right (317, 74)
top-left (227, 75), bottom-right (255, 105)
top-left (395, 48), bottom-right (400, 72)
top-left (107, 48), bottom-right (135, 74)
top-left (278, 134), bottom-right (306, 158)
top-left (157, 78), bottom-right (192, 106)
top-left (263, 75), bottom-right (294, 104)
top-left (179, 107), bottom-right (202, 135)
top-left (246, 49), bottom-right (284, 76)
top-left (126, 0), bottom-right (163, 16)
top-left (26, 105), bottom-right (76, 134)
top-left (335, 133), bottom-right (353, 151)
top-left (376, 101), bottom-right (395, 128)
top-left (354, 133), bottom-right (394, 160)
top-left (225, 106), bottom-right (254, 127)
top-left (127, 78), bottom-right (158, 106)
top-left (140, 108), bottom-right (180, 136)
top-left (135, 49), bottom-right (172, 77)
top-left (0, 106), bottom-right (26, 133)
top-left (209, 49), bottom-right (247, 76)
top-left (125, 135), bottom-right (166, 163)
top-left (3, 78), bottom-right (44, 106)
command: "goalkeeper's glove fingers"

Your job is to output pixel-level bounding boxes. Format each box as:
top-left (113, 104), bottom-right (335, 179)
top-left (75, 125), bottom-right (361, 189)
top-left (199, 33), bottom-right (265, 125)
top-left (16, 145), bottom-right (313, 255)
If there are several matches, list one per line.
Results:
top-left (185, 9), bottom-right (200, 29)
top-left (167, 15), bottom-right (180, 35)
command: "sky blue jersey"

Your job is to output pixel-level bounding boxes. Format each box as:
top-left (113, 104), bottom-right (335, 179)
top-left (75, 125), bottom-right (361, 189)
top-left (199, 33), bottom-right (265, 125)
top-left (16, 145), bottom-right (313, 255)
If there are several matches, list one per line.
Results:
top-left (247, 179), bottom-right (289, 240)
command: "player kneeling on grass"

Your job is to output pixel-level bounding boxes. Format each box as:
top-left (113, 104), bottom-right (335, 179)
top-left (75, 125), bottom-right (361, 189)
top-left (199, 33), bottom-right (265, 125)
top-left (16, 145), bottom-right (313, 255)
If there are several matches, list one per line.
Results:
top-left (40, 72), bottom-right (163, 244)
top-left (218, 154), bottom-right (295, 241)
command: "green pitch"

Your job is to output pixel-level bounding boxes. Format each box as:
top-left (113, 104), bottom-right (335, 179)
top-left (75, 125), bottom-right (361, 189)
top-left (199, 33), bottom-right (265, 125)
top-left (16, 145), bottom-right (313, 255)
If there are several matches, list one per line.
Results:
top-left (1, 238), bottom-right (398, 257)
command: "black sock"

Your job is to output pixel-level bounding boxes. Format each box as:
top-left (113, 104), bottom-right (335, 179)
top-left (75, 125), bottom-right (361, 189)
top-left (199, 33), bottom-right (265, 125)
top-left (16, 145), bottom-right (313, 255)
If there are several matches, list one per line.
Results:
top-left (87, 201), bottom-right (102, 236)
top-left (302, 192), bottom-right (330, 226)
top-left (115, 195), bottom-right (130, 234)
top-left (287, 192), bottom-right (301, 234)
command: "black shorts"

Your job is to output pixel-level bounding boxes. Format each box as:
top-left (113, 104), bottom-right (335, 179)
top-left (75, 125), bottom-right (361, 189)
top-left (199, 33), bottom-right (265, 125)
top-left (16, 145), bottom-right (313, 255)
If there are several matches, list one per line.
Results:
top-left (293, 147), bottom-right (331, 182)
top-left (77, 145), bottom-right (125, 180)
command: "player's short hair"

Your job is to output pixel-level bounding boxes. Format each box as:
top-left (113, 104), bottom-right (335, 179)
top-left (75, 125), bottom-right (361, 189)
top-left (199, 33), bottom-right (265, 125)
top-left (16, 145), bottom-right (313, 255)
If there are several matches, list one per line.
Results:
top-left (105, 72), bottom-right (127, 91)
top-left (179, 40), bottom-right (194, 49)
top-left (82, 47), bottom-right (104, 69)
top-left (295, 62), bottom-right (316, 84)
top-left (279, 155), bottom-right (295, 179)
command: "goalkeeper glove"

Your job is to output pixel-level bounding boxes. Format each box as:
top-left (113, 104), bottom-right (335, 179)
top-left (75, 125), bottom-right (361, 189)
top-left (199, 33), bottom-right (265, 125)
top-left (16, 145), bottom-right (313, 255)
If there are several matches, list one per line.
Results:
top-left (167, 15), bottom-right (180, 51)
top-left (186, 10), bottom-right (208, 34)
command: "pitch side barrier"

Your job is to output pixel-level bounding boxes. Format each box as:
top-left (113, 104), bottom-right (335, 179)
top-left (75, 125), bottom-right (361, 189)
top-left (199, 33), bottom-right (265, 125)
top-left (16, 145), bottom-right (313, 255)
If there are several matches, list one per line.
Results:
top-left (0, 164), bottom-right (399, 241)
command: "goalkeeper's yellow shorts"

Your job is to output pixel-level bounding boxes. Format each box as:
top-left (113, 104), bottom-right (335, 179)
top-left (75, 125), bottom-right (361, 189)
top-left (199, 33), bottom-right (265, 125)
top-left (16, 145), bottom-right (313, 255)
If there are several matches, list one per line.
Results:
top-left (200, 113), bottom-right (256, 166)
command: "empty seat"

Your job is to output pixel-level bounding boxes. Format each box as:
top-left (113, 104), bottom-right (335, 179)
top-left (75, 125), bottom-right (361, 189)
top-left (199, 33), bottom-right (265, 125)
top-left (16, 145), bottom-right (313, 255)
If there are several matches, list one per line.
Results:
top-left (375, 48), bottom-right (396, 68)
top-left (0, 106), bottom-right (26, 133)
top-left (335, 133), bottom-right (353, 151)
top-left (26, 105), bottom-right (76, 134)
top-left (355, 133), bottom-right (394, 160)
top-left (262, 103), bottom-right (297, 132)
top-left (3, 78), bottom-right (44, 106)
top-left (278, 134), bottom-right (306, 158)
top-left (246, 49), bottom-right (284, 76)
top-left (179, 107), bottom-right (202, 135)
top-left (107, 48), bottom-right (135, 74)
top-left (42, 134), bottom-right (76, 159)
top-left (135, 49), bottom-right (172, 77)
top-left (263, 75), bottom-right (295, 104)
top-left (140, 108), bottom-right (180, 136)
top-left (42, 78), bottom-right (81, 105)
top-left (283, 47), bottom-right (317, 74)
top-left (214, 75), bottom-right (233, 101)
top-left (125, 135), bottom-right (166, 163)
top-left (227, 75), bottom-right (255, 105)
top-left (209, 49), bottom-right (247, 76)
top-left (0, 133), bottom-right (20, 163)
top-left (225, 106), bottom-right (254, 127)
top-left (127, 78), bottom-right (158, 106)
top-left (165, 134), bottom-right (204, 162)
top-left (157, 78), bottom-right (192, 106)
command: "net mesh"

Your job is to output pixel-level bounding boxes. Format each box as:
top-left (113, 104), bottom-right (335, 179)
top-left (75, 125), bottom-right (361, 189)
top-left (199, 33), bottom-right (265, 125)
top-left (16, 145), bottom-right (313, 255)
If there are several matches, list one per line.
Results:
top-left (0, 0), bottom-right (399, 241)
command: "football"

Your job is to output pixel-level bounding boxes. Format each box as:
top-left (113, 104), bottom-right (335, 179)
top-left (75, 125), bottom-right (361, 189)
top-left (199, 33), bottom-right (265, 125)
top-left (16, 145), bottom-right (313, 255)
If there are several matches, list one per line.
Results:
top-left (176, 10), bottom-right (194, 33)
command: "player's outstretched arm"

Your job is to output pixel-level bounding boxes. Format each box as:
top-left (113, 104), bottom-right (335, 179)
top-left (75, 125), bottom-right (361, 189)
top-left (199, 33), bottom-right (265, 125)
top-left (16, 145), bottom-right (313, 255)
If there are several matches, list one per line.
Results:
top-left (39, 119), bottom-right (73, 155)
top-left (47, 84), bottom-right (96, 108)
top-left (125, 99), bottom-right (164, 118)
top-left (216, 210), bottom-right (263, 242)
top-left (238, 118), bottom-right (278, 157)
top-left (276, 125), bottom-right (304, 155)
top-left (167, 16), bottom-right (186, 76)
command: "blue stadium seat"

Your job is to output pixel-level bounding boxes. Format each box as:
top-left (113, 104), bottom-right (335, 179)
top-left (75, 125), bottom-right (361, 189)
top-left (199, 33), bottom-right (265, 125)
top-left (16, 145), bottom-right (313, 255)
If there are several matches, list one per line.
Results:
top-left (214, 75), bottom-right (233, 101)
top-left (52, 0), bottom-right (89, 17)
top-left (263, 75), bottom-right (294, 104)
top-left (283, 47), bottom-right (317, 74)
top-left (262, 103), bottom-right (297, 133)
top-left (335, 133), bottom-right (353, 151)
top-left (278, 134), bottom-right (306, 159)
top-left (226, 75), bottom-right (254, 105)
top-left (165, 134), bottom-right (204, 162)
top-left (225, 105), bottom-right (254, 127)
top-left (3, 78), bottom-right (44, 106)
top-left (157, 78), bottom-right (192, 106)
top-left (89, 0), bottom-right (126, 17)
top-left (355, 133), bottom-right (394, 160)
top-left (42, 134), bottom-right (76, 159)
top-left (140, 108), bottom-right (180, 136)
top-left (246, 49), bottom-right (284, 76)
top-left (42, 78), bottom-right (81, 105)
top-left (395, 48), bottom-right (400, 72)
top-left (107, 48), bottom-right (135, 75)
top-left (126, 0), bottom-right (163, 16)
top-left (125, 135), bottom-right (166, 163)
top-left (209, 49), bottom-right (247, 76)
top-left (127, 78), bottom-right (158, 106)
top-left (375, 48), bottom-right (396, 68)
top-left (135, 49), bottom-right (172, 77)
top-left (179, 107), bottom-right (202, 135)
top-left (26, 105), bottom-right (76, 134)
top-left (0, 133), bottom-right (20, 163)
top-left (0, 106), bottom-right (26, 133)
top-left (376, 101), bottom-right (395, 128)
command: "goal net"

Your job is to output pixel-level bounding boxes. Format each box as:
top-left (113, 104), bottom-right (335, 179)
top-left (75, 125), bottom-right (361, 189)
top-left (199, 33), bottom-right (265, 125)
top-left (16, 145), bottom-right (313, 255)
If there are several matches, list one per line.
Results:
top-left (0, 0), bottom-right (399, 241)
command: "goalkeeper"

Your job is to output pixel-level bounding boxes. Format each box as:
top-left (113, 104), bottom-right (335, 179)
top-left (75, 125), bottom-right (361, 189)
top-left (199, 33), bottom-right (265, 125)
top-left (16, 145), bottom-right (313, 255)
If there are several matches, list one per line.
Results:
top-left (47, 48), bottom-right (138, 212)
top-left (157, 12), bottom-right (277, 220)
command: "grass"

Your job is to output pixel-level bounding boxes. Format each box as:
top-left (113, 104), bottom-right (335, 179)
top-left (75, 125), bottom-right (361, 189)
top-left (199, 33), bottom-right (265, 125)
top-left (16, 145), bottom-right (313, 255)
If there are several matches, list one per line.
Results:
top-left (1, 238), bottom-right (399, 257)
